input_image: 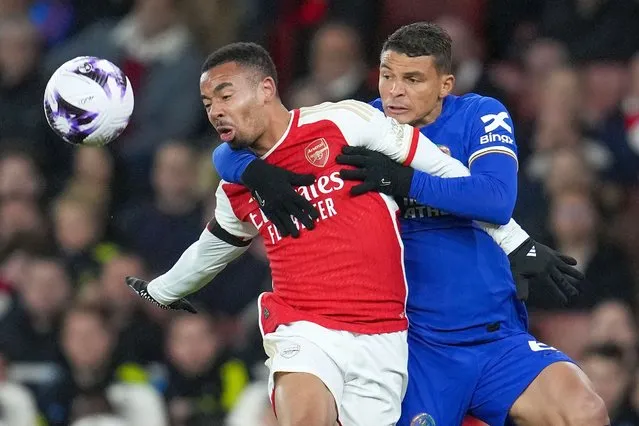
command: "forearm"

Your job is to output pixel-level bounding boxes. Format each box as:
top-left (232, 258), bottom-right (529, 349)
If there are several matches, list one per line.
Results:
top-left (147, 225), bottom-right (250, 304)
top-left (409, 172), bottom-right (515, 224)
top-left (408, 154), bottom-right (517, 225)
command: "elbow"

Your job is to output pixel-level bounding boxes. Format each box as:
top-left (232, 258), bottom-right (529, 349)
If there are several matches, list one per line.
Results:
top-left (492, 210), bottom-right (512, 226)
top-left (491, 195), bottom-right (516, 225)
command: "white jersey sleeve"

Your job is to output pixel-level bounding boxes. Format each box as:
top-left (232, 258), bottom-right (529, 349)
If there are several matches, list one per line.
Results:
top-left (146, 182), bottom-right (257, 305)
top-left (299, 100), bottom-right (470, 178)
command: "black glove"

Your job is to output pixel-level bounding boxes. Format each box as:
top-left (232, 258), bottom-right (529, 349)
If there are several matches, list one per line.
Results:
top-left (241, 160), bottom-right (319, 238)
top-left (508, 239), bottom-right (584, 307)
top-left (336, 146), bottom-right (414, 196)
top-left (126, 276), bottom-right (197, 313)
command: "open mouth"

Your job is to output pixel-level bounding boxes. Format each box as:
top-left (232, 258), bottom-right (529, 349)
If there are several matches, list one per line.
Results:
top-left (216, 126), bottom-right (235, 142)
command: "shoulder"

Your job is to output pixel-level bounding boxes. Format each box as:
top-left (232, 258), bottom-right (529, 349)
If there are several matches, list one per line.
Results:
top-left (451, 93), bottom-right (508, 116)
top-left (298, 100), bottom-right (381, 126)
top-left (449, 94), bottom-right (512, 133)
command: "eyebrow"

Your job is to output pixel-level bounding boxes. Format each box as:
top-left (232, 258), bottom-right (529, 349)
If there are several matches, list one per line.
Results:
top-left (201, 82), bottom-right (234, 100)
top-left (380, 65), bottom-right (425, 79)
top-left (402, 71), bottom-right (425, 78)
top-left (214, 82), bottom-right (233, 93)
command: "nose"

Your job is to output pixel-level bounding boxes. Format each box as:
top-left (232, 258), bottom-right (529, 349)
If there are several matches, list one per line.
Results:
top-left (389, 82), bottom-right (405, 97)
top-left (208, 103), bottom-right (225, 122)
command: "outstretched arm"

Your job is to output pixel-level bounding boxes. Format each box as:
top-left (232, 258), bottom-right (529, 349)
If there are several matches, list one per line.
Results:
top-left (144, 222), bottom-right (252, 305)
top-left (127, 183), bottom-right (257, 310)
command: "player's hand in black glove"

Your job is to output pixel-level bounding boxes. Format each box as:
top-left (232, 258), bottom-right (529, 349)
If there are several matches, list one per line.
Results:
top-left (126, 276), bottom-right (197, 313)
top-left (508, 239), bottom-right (584, 307)
top-left (336, 146), bottom-right (414, 197)
top-left (240, 160), bottom-right (320, 238)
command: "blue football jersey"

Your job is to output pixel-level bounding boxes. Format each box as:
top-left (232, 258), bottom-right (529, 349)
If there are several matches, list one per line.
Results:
top-left (371, 94), bottom-right (528, 344)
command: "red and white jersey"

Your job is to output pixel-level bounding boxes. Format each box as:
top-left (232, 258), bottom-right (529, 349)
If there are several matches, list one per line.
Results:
top-left (214, 100), bottom-right (469, 335)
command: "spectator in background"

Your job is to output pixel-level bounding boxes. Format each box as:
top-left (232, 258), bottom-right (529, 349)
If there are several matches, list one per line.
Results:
top-left (0, 256), bottom-right (69, 363)
top-left (544, 150), bottom-right (597, 202)
top-left (179, 0), bottom-right (240, 54)
top-left (52, 194), bottom-right (119, 286)
top-left (0, 198), bottom-right (46, 252)
top-left (0, 198), bottom-right (48, 247)
top-left (515, 66), bottom-right (619, 236)
top-left (0, 256), bottom-right (70, 411)
top-left (582, 60), bottom-right (639, 185)
top-left (0, 233), bottom-right (53, 290)
top-left (548, 189), bottom-right (635, 308)
top-left (165, 313), bottom-right (248, 426)
top-left (0, 17), bottom-right (72, 184)
top-left (0, 149), bottom-right (44, 201)
top-left (115, 141), bottom-right (203, 275)
top-left (288, 21), bottom-right (375, 107)
top-left (527, 67), bottom-right (615, 182)
top-left (98, 253), bottom-right (164, 365)
top-left (41, 307), bottom-right (118, 426)
top-left (435, 15), bottom-right (504, 100)
top-left (588, 300), bottom-right (638, 368)
top-left (0, 16), bottom-right (45, 146)
top-left (45, 0), bottom-right (203, 195)
top-left (516, 38), bottom-right (569, 129)
top-left (580, 344), bottom-right (639, 426)
top-left (66, 146), bottom-right (116, 215)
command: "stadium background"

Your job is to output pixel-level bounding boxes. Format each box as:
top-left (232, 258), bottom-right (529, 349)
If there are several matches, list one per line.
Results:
top-left (0, 0), bottom-right (639, 425)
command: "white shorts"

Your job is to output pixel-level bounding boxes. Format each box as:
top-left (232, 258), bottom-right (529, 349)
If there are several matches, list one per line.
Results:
top-left (262, 321), bottom-right (408, 426)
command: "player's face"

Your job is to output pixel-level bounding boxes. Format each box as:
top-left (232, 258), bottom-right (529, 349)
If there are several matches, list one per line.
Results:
top-left (379, 50), bottom-right (454, 127)
top-left (200, 62), bottom-right (269, 150)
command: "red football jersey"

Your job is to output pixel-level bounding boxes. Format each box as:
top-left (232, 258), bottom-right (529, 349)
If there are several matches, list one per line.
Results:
top-left (214, 100), bottom-right (464, 335)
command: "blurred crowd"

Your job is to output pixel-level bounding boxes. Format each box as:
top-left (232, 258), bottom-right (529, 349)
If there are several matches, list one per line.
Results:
top-left (0, 0), bottom-right (638, 425)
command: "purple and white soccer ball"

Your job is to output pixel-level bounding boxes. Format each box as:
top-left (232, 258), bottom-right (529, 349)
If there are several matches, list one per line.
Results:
top-left (44, 56), bottom-right (134, 146)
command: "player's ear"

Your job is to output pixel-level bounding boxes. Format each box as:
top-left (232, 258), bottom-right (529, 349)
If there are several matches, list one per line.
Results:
top-left (261, 76), bottom-right (277, 103)
top-left (439, 73), bottom-right (455, 99)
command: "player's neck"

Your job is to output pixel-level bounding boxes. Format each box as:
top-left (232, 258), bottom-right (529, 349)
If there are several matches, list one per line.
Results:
top-left (251, 103), bottom-right (292, 156)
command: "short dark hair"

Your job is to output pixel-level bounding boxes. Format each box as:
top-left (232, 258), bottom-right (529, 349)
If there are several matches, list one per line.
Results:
top-left (201, 42), bottom-right (278, 85)
top-left (382, 22), bottom-right (452, 74)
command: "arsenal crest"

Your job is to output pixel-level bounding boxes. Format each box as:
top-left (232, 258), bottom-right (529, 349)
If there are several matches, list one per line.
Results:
top-left (305, 138), bottom-right (330, 167)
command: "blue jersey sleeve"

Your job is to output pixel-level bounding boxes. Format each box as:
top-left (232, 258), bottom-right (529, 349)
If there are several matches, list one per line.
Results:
top-left (212, 143), bottom-right (257, 183)
top-left (466, 97), bottom-right (518, 168)
top-left (408, 97), bottom-right (518, 225)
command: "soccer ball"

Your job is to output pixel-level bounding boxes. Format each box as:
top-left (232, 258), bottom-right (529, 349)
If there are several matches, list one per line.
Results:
top-left (44, 56), bottom-right (134, 146)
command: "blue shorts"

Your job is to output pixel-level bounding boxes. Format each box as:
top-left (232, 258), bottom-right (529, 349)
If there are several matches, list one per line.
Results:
top-left (399, 331), bottom-right (574, 426)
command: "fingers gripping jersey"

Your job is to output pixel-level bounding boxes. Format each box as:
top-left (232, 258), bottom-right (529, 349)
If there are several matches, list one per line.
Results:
top-left (214, 100), bottom-right (471, 336)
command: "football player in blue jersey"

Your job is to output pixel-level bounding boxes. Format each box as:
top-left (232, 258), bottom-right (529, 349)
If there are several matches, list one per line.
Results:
top-left (209, 23), bottom-right (608, 426)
